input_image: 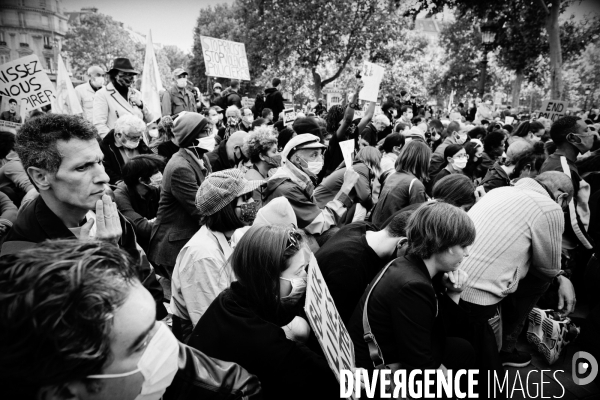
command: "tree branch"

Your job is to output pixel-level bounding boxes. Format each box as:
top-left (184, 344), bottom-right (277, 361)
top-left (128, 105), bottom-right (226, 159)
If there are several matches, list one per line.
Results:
top-left (535, 0), bottom-right (550, 15)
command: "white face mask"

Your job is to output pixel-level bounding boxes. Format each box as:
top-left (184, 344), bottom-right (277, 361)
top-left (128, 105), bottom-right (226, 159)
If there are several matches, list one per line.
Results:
top-left (457, 134), bottom-right (468, 144)
top-left (87, 323), bottom-right (179, 400)
top-left (194, 134), bottom-right (216, 152)
top-left (453, 158), bottom-right (468, 169)
top-left (176, 78), bottom-right (187, 88)
top-left (92, 76), bottom-right (105, 88)
top-left (280, 271), bottom-right (307, 305)
top-left (148, 128), bottom-right (159, 138)
top-left (149, 172), bottom-right (162, 188)
top-left (306, 161), bottom-right (324, 175)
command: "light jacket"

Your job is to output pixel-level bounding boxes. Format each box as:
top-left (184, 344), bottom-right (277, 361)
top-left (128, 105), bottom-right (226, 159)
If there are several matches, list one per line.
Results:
top-left (161, 86), bottom-right (197, 117)
top-left (74, 81), bottom-right (99, 122)
top-left (93, 82), bottom-right (152, 138)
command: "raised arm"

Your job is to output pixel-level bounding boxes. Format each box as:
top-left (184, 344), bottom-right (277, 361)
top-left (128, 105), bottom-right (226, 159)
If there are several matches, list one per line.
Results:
top-left (358, 101), bottom-right (376, 133)
top-left (335, 83), bottom-right (362, 140)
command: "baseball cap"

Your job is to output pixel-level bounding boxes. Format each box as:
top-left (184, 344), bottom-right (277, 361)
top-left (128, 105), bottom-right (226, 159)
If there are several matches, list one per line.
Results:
top-left (281, 134), bottom-right (325, 161)
top-left (173, 68), bottom-right (188, 77)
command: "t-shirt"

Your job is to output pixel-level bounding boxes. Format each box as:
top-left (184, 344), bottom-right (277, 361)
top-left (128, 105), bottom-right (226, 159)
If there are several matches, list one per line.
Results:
top-left (315, 222), bottom-right (386, 325)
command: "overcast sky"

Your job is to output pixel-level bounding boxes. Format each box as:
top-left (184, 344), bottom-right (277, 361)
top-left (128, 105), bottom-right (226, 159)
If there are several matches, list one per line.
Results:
top-left (62, 0), bottom-right (599, 54)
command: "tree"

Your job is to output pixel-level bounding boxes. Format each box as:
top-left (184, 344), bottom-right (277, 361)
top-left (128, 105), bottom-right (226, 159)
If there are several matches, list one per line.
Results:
top-left (162, 45), bottom-right (191, 72)
top-left (258, 54), bottom-right (313, 110)
top-left (63, 13), bottom-right (138, 78)
top-left (238, 0), bottom-right (410, 99)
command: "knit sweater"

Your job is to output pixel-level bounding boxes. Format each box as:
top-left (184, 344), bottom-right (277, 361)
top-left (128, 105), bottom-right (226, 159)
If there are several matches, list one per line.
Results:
top-left (460, 178), bottom-right (564, 306)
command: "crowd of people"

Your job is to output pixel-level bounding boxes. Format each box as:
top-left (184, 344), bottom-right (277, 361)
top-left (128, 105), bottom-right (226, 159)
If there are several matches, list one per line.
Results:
top-left (1, 55), bottom-right (600, 399)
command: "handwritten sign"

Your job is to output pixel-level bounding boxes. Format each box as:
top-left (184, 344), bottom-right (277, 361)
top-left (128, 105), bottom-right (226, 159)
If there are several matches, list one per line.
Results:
top-left (359, 62), bottom-right (384, 103)
top-left (539, 100), bottom-right (568, 122)
top-left (282, 108), bottom-right (296, 127)
top-left (200, 36), bottom-right (250, 81)
top-left (0, 55), bottom-right (56, 111)
top-left (305, 255), bottom-right (356, 397)
top-left (339, 139), bottom-right (355, 170)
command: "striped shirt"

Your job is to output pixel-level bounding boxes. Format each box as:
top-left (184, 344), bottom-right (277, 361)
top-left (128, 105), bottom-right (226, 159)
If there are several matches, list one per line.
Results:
top-left (461, 178), bottom-right (564, 306)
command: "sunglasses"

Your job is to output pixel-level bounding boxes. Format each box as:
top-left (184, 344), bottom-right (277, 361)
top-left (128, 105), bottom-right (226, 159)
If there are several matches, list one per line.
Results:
top-left (285, 229), bottom-right (302, 252)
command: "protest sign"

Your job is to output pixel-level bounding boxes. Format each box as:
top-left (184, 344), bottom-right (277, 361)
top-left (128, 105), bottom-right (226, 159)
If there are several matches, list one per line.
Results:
top-left (141, 30), bottom-right (164, 121)
top-left (282, 108), bottom-right (296, 126)
top-left (200, 36), bottom-right (250, 81)
top-left (358, 62), bottom-right (384, 103)
top-left (339, 139), bottom-right (355, 169)
top-left (0, 54), bottom-right (56, 111)
top-left (0, 95), bottom-right (23, 126)
top-left (305, 255), bottom-right (356, 398)
top-left (354, 110), bottom-right (364, 119)
top-left (0, 120), bottom-right (21, 134)
top-left (53, 54), bottom-right (83, 116)
top-left (241, 96), bottom-right (255, 109)
top-left (505, 116), bottom-right (514, 126)
top-left (538, 100), bottom-right (568, 122)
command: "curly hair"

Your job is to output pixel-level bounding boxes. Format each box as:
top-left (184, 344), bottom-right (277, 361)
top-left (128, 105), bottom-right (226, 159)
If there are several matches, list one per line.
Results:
top-left (244, 128), bottom-right (278, 164)
top-left (15, 114), bottom-right (98, 173)
top-left (0, 131), bottom-right (16, 159)
top-left (226, 105), bottom-right (242, 119)
top-left (0, 239), bottom-right (139, 398)
top-left (325, 104), bottom-right (345, 134)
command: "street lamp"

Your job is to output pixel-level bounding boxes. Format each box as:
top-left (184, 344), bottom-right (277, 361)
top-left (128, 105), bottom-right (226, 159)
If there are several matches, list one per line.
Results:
top-left (584, 86), bottom-right (591, 111)
top-left (479, 21), bottom-right (497, 97)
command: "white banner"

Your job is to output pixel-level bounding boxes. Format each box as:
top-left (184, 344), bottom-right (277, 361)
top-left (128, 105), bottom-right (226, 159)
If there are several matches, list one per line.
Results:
top-left (141, 30), bottom-right (164, 122)
top-left (0, 54), bottom-right (56, 111)
top-left (52, 54), bottom-right (83, 115)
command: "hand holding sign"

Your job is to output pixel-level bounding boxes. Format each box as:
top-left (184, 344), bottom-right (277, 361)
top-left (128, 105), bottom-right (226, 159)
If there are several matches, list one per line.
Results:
top-left (358, 61), bottom-right (384, 103)
top-left (339, 139), bottom-right (355, 170)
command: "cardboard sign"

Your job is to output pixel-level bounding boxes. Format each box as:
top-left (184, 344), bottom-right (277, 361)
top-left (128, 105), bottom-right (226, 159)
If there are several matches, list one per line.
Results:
top-left (539, 100), bottom-right (568, 122)
top-left (282, 108), bottom-right (296, 126)
top-left (0, 54), bottom-right (56, 111)
top-left (200, 36), bottom-right (250, 81)
top-left (304, 255), bottom-right (356, 397)
top-left (0, 119), bottom-right (21, 134)
top-left (241, 96), bottom-right (255, 109)
top-left (339, 139), bottom-right (355, 170)
top-left (505, 116), bottom-right (514, 125)
top-left (358, 61), bottom-right (384, 103)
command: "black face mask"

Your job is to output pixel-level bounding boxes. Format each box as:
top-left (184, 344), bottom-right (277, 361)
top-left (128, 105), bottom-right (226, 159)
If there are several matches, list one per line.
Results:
top-left (115, 75), bottom-right (134, 88)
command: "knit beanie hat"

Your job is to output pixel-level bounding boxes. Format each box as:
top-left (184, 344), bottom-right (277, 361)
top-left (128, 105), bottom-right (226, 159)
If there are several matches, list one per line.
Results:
top-left (253, 197), bottom-right (297, 228)
top-left (173, 112), bottom-right (209, 148)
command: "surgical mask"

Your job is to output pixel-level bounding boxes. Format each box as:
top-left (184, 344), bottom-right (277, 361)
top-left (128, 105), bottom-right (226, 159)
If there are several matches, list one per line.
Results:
top-left (149, 172), bottom-right (162, 188)
top-left (485, 100), bottom-right (492, 105)
top-left (92, 76), bottom-right (105, 88)
top-left (118, 133), bottom-right (140, 150)
top-left (238, 201), bottom-right (258, 224)
top-left (280, 272), bottom-right (307, 305)
top-left (457, 134), bottom-right (468, 144)
top-left (263, 154), bottom-right (281, 169)
top-left (194, 134), bottom-right (216, 152)
top-left (87, 323), bottom-right (179, 400)
top-left (306, 161), bottom-right (324, 176)
top-left (176, 78), bottom-right (187, 88)
top-left (453, 158), bottom-right (468, 169)
top-left (148, 128), bottom-right (159, 138)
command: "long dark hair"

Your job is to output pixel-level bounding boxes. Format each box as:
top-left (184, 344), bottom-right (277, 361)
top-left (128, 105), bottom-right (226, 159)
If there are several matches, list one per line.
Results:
top-left (230, 225), bottom-right (305, 318)
top-left (463, 141), bottom-right (483, 179)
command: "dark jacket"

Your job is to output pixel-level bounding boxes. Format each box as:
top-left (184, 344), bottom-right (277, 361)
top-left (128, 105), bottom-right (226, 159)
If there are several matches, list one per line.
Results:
top-left (219, 87), bottom-right (243, 109)
top-left (360, 123), bottom-right (379, 147)
top-left (165, 341), bottom-right (261, 400)
top-left (371, 171), bottom-right (427, 227)
top-left (207, 140), bottom-right (234, 172)
top-left (313, 160), bottom-right (374, 210)
top-left (475, 152), bottom-right (497, 179)
top-left (161, 86), bottom-right (197, 117)
top-left (149, 149), bottom-right (211, 269)
top-left (0, 195), bottom-right (166, 319)
top-left (481, 162), bottom-right (511, 192)
top-left (188, 282), bottom-right (338, 400)
top-left (158, 140), bottom-right (180, 163)
top-left (114, 181), bottom-right (159, 253)
top-left (264, 87), bottom-right (285, 122)
top-left (100, 129), bottom-right (152, 185)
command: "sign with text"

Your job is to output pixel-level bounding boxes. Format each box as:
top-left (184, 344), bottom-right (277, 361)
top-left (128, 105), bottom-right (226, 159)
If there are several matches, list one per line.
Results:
top-left (0, 54), bottom-right (56, 111)
top-left (282, 108), bottom-right (296, 127)
top-left (241, 96), bottom-right (255, 109)
top-left (339, 139), bottom-right (355, 170)
top-left (200, 36), bottom-right (250, 81)
top-left (305, 255), bottom-right (356, 397)
top-left (539, 100), bottom-right (568, 122)
top-left (0, 120), bottom-right (21, 134)
top-left (359, 62), bottom-right (385, 103)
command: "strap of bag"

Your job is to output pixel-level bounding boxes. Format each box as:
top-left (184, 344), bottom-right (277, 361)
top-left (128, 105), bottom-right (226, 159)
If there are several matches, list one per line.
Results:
top-left (363, 239), bottom-right (407, 368)
top-left (408, 178), bottom-right (417, 197)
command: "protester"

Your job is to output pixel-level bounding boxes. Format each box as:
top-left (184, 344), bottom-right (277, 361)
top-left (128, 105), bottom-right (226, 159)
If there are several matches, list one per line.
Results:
top-left (0, 240), bottom-right (262, 400)
top-left (348, 202), bottom-right (476, 387)
top-left (460, 172), bottom-right (576, 371)
top-left (218, 105), bottom-right (243, 141)
top-left (207, 130), bottom-right (249, 172)
top-left (506, 120), bottom-right (545, 160)
top-left (114, 154), bottom-right (165, 252)
top-left (429, 121), bottom-right (465, 176)
top-left (161, 68), bottom-right (196, 117)
top-left (264, 77), bottom-right (285, 122)
top-left (431, 144), bottom-right (467, 188)
top-left (148, 112), bottom-right (214, 278)
top-left (476, 130), bottom-right (507, 178)
top-left (100, 114), bottom-right (153, 185)
top-left (93, 57), bottom-right (152, 138)
top-left (262, 108), bottom-right (274, 124)
top-left (218, 79), bottom-right (243, 110)
top-left (398, 104), bottom-right (414, 128)
top-left (171, 169), bottom-right (264, 340)
top-left (240, 106), bottom-right (254, 132)
top-left (1, 114), bottom-right (166, 318)
top-left (244, 127), bottom-right (280, 205)
top-left (151, 115), bottom-right (179, 161)
top-left (210, 82), bottom-right (223, 106)
top-left (74, 65), bottom-right (105, 122)
top-left (188, 225), bottom-right (339, 400)
top-left (316, 211), bottom-right (413, 325)
top-left (208, 105), bottom-right (224, 134)
top-left (277, 126), bottom-right (296, 152)
top-left (379, 133), bottom-right (405, 179)
top-left (463, 140), bottom-right (484, 181)
top-left (0, 131), bottom-right (37, 207)
top-left (482, 142), bottom-right (546, 192)
top-left (314, 146), bottom-right (381, 219)
top-left (292, 116), bottom-right (326, 141)
top-left (475, 94), bottom-right (495, 123)
top-left (361, 114), bottom-right (391, 147)
top-left (371, 140), bottom-right (430, 226)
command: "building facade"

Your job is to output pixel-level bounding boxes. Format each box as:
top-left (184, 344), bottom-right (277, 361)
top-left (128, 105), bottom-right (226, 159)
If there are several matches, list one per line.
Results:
top-left (0, 0), bottom-right (69, 81)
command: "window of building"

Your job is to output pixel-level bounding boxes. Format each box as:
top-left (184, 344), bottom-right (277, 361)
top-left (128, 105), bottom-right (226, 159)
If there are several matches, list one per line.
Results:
top-left (20, 33), bottom-right (28, 45)
top-left (43, 36), bottom-right (51, 46)
top-left (0, 54), bottom-right (8, 65)
top-left (45, 57), bottom-right (52, 70)
top-left (19, 13), bottom-right (26, 28)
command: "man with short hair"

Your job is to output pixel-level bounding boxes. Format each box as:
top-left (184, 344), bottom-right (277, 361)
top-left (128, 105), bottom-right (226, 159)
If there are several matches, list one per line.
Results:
top-left (210, 82), bottom-right (223, 106)
top-left (75, 65), bottom-right (105, 122)
top-left (263, 134), bottom-right (359, 236)
top-left (429, 120), bottom-right (467, 176)
top-left (398, 104), bottom-right (413, 128)
top-left (219, 79), bottom-right (243, 109)
top-left (239, 107), bottom-right (254, 132)
top-left (262, 107), bottom-right (274, 124)
top-left (1, 113), bottom-right (166, 319)
top-left (161, 68), bottom-right (197, 117)
top-left (316, 211), bottom-right (414, 324)
top-left (0, 239), bottom-right (262, 400)
top-left (360, 114), bottom-right (390, 147)
top-left (461, 171), bottom-right (577, 367)
top-left (100, 114), bottom-right (152, 185)
top-left (0, 98), bottom-right (20, 122)
top-left (264, 77), bottom-right (285, 122)
top-left (207, 130), bottom-right (249, 172)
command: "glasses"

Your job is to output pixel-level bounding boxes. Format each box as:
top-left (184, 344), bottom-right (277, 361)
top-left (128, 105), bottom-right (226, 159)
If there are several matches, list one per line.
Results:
top-left (285, 230), bottom-right (302, 252)
top-left (454, 154), bottom-right (469, 160)
top-left (120, 132), bottom-right (142, 143)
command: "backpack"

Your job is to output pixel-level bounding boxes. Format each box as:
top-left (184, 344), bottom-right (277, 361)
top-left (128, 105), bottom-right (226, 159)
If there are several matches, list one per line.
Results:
top-left (253, 93), bottom-right (266, 118)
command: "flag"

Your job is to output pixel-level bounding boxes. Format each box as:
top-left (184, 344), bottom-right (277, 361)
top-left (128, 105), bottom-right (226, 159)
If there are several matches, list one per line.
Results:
top-left (52, 54), bottom-right (83, 115)
top-left (141, 30), bottom-right (164, 121)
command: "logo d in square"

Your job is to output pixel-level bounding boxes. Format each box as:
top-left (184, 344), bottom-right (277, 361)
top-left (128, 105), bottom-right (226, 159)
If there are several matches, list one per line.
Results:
top-left (572, 351), bottom-right (598, 386)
